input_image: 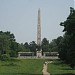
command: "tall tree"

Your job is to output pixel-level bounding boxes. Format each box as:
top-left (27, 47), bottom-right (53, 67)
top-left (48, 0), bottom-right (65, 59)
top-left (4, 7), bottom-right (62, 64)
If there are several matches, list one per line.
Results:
top-left (0, 31), bottom-right (10, 55)
top-left (42, 38), bottom-right (49, 52)
top-left (49, 36), bottom-right (63, 52)
top-left (59, 7), bottom-right (75, 69)
top-left (0, 31), bottom-right (19, 59)
top-left (29, 41), bottom-right (36, 55)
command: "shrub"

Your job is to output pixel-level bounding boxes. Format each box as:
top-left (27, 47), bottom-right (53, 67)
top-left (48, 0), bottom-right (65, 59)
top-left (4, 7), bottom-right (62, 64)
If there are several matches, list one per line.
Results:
top-left (0, 54), bottom-right (10, 61)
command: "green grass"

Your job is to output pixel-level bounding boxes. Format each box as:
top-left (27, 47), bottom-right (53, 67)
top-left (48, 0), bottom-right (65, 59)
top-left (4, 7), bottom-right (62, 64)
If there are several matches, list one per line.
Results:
top-left (48, 60), bottom-right (75, 75)
top-left (0, 59), bottom-right (45, 75)
top-left (0, 59), bottom-right (75, 75)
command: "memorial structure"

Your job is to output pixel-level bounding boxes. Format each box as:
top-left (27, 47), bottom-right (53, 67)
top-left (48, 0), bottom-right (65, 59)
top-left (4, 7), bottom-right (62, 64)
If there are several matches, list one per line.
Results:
top-left (18, 9), bottom-right (59, 59)
top-left (18, 9), bottom-right (42, 58)
top-left (36, 9), bottom-right (42, 58)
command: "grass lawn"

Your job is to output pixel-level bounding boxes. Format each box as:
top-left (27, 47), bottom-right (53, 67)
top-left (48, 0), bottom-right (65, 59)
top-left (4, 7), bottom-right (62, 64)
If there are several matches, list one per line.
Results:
top-left (0, 59), bottom-right (45, 75)
top-left (48, 60), bottom-right (75, 75)
top-left (1, 59), bottom-right (75, 75)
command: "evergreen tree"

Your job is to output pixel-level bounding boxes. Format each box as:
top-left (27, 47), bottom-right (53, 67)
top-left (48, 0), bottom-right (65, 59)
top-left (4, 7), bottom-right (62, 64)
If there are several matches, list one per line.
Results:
top-left (42, 38), bottom-right (49, 52)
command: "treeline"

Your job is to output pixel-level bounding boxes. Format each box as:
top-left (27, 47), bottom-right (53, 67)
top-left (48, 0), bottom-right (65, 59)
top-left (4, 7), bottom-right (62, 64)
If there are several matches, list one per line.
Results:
top-left (0, 7), bottom-right (75, 69)
top-left (0, 31), bottom-right (63, 60)
top-left (0, 31), bottom-right (37, 58)
top-left (58, 7), bottom-right (75, 69)
top-left (0, 31), bottom-right (18, 60)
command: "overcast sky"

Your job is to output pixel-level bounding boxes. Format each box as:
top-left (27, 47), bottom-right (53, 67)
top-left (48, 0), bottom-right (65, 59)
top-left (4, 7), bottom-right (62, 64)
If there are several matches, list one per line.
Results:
top-left (0, 0), bottom-right (74, 43)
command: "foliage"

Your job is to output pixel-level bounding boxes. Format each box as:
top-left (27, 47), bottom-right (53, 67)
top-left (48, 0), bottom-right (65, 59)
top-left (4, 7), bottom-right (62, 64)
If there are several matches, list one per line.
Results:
top-left (29, 41), bottom-right (36, 52)
top-left (0, 31), bottom-right (19, 58)
top-left (59, 7), bottom-right (75, 69)
top-left (42, 38), bottom-right (49, 52)
top-left (49, 36), bottom-right (63, 52)
top-left (0, 32), bottom-right (10, 55)
top-left (24, 42), bottom-right (29, 50)
top-left (0, 54), bottom-right (10, 61)
top-left (0, 30), bottom-right (63, 59)
top-left (29, 41), bottom-right (37, 55)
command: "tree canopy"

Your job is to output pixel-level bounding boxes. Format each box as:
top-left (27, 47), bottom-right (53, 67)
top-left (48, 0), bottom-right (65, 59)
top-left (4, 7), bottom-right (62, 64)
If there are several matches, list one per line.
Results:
top-left (59, 7), bottom-right (75, 69)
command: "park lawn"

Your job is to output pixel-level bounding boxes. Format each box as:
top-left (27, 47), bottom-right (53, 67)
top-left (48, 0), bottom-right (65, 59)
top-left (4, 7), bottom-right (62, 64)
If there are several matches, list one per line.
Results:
top-left (48, 60), bottom-right (75, 75)
top-left (0, 59), bottom-right (45, 75)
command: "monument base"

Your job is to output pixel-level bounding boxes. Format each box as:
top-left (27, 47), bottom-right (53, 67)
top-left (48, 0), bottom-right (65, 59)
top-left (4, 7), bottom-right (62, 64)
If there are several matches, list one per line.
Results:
top-left (36, 51), bottom-right (42, 58)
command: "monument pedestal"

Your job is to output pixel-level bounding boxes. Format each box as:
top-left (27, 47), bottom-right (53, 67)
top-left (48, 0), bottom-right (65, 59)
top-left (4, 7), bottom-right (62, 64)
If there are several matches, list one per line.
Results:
top-left (36, 50), bottom-right (42, 58)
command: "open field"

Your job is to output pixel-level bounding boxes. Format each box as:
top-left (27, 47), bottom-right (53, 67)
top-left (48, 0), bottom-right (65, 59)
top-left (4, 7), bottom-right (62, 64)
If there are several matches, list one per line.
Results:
top-left (0, 59), bottom-right (75, 75)
top-left (48, 60), bottom-right (75, 75)
top-left (0, 59), bottom-right (45, 75)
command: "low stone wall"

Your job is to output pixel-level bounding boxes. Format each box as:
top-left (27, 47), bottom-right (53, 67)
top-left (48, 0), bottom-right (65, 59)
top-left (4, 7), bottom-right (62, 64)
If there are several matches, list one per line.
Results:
top-left (18, 52), bottom-right (59, 59)
top-left (18, 56), bottom-right (59, 59)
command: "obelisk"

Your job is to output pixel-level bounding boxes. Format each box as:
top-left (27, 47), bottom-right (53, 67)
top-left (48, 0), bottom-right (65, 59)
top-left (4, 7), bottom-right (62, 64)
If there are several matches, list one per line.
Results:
top-left (36, 8), bottom-right (42, 58)
top-left (37, 8), bottom-right (41, 46)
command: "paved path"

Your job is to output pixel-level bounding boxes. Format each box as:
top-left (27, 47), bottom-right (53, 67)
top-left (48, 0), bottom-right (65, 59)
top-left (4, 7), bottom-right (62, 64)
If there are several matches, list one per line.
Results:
top-left (42, 61), bottom-right (52, 75)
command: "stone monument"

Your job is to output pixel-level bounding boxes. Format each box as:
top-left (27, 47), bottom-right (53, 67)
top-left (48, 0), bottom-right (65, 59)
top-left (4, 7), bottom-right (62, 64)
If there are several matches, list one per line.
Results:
top-left (36, 8), bottom-right (42, 58)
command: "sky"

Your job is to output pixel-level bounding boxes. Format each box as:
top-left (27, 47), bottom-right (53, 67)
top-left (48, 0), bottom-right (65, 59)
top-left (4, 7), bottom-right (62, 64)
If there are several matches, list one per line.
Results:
top-left (0, 0), bottom-right (74, 43)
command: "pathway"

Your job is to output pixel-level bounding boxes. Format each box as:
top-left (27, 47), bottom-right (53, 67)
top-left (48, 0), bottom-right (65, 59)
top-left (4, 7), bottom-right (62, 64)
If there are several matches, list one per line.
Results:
top-left (42, 61), bottom-right (52, 75)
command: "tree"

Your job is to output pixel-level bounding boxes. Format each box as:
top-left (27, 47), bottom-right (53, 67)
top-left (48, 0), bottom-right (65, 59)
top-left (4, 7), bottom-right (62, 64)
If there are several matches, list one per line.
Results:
top-left (42, 38), bottom-right (49, 52)
top-left (58, 34), bottom-right (68, 61)
top-left (0, 31), bottom-right (19, 59)
top-left (0, 31), bottom-right (10, 55)
top-left (29, 41), bottom-right (36, 55)
top-left (59, 7), bottom-right (75, 69)
top-left (9, 42), bottom-right (18, 57)
top-left (49, 36), bottom-right (63, 52)
top-left (24, 42), bottom-right (29, 49)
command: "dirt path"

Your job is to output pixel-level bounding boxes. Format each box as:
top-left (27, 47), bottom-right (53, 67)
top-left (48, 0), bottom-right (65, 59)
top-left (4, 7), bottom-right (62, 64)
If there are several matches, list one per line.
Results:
top-left (42, 61), bottom-right (52, 75)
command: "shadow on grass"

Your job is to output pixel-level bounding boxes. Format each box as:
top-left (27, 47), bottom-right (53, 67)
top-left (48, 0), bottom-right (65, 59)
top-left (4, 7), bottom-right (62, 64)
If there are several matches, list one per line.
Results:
top-left (61, 67), bottom-right (75, 70)
top-left (53, 61), bottom-right (75, 70)
top-left (1, 59), bottom-right (21, 66)
top-left (9, 58), bottom-right (21, 62)
top-left (0, 73), bottom-right (43, 75)
top-left (1, 62), bottom-right (18, 66)
top-left (51, 73), bottom-right (75, 75)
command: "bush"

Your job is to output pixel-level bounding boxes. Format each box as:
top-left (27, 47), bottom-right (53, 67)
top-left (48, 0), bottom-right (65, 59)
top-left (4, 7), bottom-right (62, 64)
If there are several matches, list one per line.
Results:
top-left (0, 54), bottom-right (10, 61)
top-left (10, 50), bottom-right (18, 57)
top-left (70, 64), bottom-right (75, 69)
